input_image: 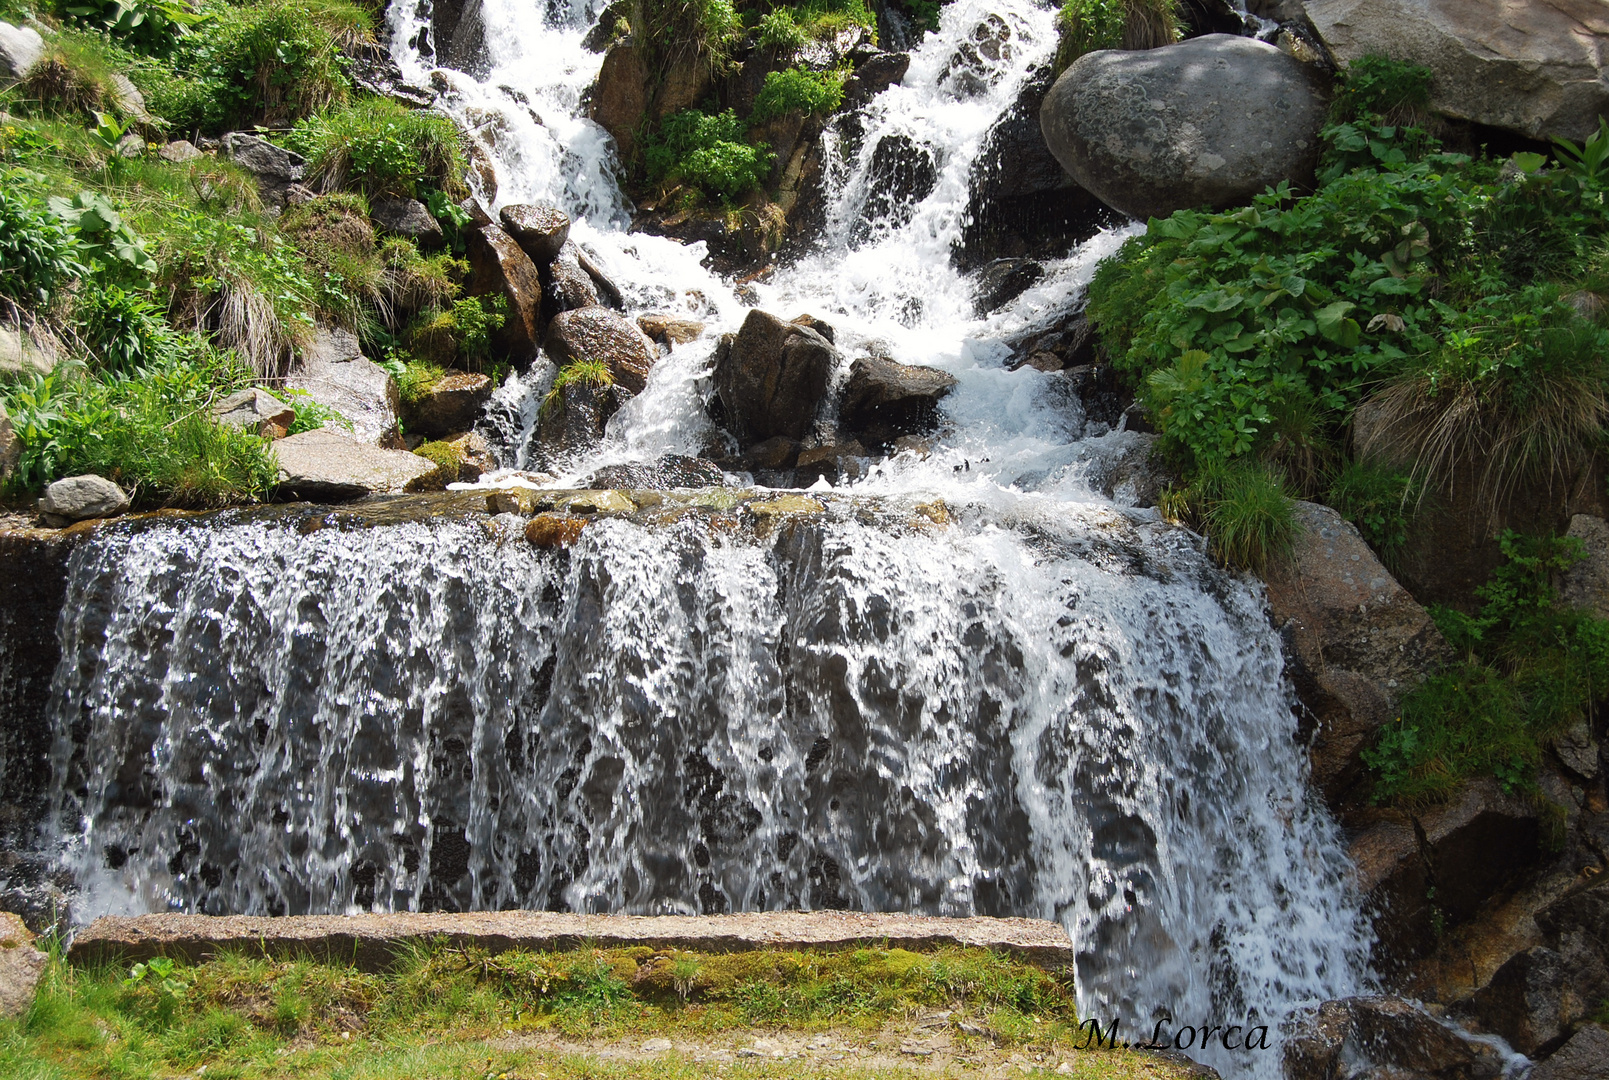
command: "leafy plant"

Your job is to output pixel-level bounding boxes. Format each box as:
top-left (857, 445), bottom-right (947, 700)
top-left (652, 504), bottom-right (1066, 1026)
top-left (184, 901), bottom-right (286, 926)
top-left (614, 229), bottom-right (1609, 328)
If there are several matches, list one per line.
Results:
top-left (66, 0), bottom-right (206, 58)
top-left (1056, 0), bottom-right (1179, 70)
top-left (644, 109), bottom-right (771, 205)
top-left (269, 386), bottom-right (350, 435)
top-left (1556, 117), bottom-right (1609, 186)
top-left (75, 284), bottom-right (180, 375)
top-left (0, 170), bottom-right (86, 306)
top-left (750, 66), bottom-right (845, 123)
top-left (1325, 460), bottom-right (1420, 561)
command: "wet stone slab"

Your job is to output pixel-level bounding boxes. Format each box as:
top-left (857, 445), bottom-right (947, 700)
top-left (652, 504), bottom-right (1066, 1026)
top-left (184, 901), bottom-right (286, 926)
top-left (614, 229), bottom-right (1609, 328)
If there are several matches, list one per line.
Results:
top-left (68, 911), bottom-right (1078, 971)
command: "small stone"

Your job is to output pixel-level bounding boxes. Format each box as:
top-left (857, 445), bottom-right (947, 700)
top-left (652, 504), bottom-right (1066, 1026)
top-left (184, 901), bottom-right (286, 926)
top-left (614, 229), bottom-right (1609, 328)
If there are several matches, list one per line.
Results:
top-left (558, 489), bottom-right (635, 514)
top-left (525, 513), bottom-right (587, 548)
top-left (115, 133), bottom-right (146, 159)
top-left (38, 475), bottom-right (130, 525)
top-left (636, 314), bottom-right (706, 346)
top-left (160, 140), bottom-right (202, 164)
top-left (212, 388), bottom-right (295, 433)
top-left (641, 1037), bottom-right (673, 1053)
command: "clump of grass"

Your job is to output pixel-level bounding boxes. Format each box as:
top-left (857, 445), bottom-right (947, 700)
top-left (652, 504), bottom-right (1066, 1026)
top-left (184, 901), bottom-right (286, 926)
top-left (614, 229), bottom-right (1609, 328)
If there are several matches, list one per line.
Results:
top-left (16, 30), bottom-right (136, 118)
top-left (1056, 0), bottom-right (1180, 70)
top-left (393, 356), bottom-right (447, 407)
top-left (1363, 531), bottom-right (1609, 806)
top-left (286, 98), bottom-right (468, 200)
top-left (411, 438), bottom-right (466, 488)
top-left (750, 66), bottom-right (845, 124)
top-left (1164, 460), bottom-right (1297, 572)
top-left (540, 358), bottom-right (615, 417)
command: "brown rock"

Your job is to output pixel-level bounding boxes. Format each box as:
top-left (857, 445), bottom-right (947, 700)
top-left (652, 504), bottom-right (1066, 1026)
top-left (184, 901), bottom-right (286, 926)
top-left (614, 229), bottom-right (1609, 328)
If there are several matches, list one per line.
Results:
top-left (285, 327), bottom-right (401, 447)
top-left (1283, 996), bottom-right (1505, 1080)
top-left (0, 912), bottom-right (46, 1018)
top-left (66, 910), bottom-right (1079, 972)
top-left (499, 203), bottom-right (571, 265)
top-left (1530, 1024), bottom-right (1609, 1080)
top-left (745, 435), bottom-right (800, 470)
top-left (443, 430), bottom-right (496, 480)
top-left (403, 371), bottom-right (493, 436)
top-left (272, 429), bottom-right (439, 500)
top-left (545, 240), bottom-right (601, 317)
top-left (1261, 501), bottom-right (1455, 803)
top-left (466, 224), bottom-right (544, 360)
top-left (1417, 779), bottom-right (1541, 925)
top-left (713, 310), bottom-right (839, 444)
top-left (543, 306), bottom-right (656, 395)
top-left (1472, 945), bottom-right (1572, 1056)
top-left (840, 355), bottom-right (957, 447)
top-left (637, 314), bottom-right (705, 346)
top-left (589, 42), bottom-right (649, 159)
top-left (525, 513), bottom-right (588, 548)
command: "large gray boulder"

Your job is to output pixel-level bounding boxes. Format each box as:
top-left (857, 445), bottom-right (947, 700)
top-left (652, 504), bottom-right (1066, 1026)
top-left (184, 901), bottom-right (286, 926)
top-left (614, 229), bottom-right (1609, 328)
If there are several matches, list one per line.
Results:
top-left (1260, 501), bottom-right (1454, 802)
top-left (0, 21), bottom-right (43, 85)
top-left (1040, 34), bottom-right (1329, 222)
top-left (272, 429), bottom-right (437, 500)
top-left (221, 132), bottom-right (306, 207)
top-left (371, 197), bottom-right (443, 248)
top-left (284, 327), bottom-right (401, 446)
top-left (38, 475), bottom-right (130, 526)
top-left (543, 305), bottom-right (657, 396)
top-left (713, 311), bottom-right (839, 444)
top-left (1304, 0), bottom-right (1609, 142)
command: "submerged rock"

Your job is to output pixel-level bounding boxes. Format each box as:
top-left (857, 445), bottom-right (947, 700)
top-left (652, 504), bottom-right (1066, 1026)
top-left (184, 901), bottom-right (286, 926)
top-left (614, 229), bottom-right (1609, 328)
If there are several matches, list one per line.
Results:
top-left (273, 429), bottom-right (438, 499)
top-left (1283, 996), bottom-right (1506, 1080)
top-left (38, 475), bottom-right (130, 527)
top-left (285, 327), bottom-right (402, 446)
top-left (637, 314), bottom-right (705, 346)
top-left (839, 355), bottom-right (957, 448)
top-left (544, 240), bottom-right (601, 317)
top-left (582, 455), bottom-right (726, 490)
top-left (543, 306), bottom-right (657, 395)
top-left (972, 258), bottom-right (1043, 315)
top-left (713, 310), bottom-right (838, 444)
top-left (1304, 0), bottom-right (1609, 142)
top-left (1261, 501), bottom-right (1453, 803)
top-left (1040, 34), bottom-right (1329, 221)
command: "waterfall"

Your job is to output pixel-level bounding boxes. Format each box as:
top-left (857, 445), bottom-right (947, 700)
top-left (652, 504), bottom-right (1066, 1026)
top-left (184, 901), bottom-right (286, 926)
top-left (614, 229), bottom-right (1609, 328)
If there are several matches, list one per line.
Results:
top-left (15, 0), bottom-right (1380, 1073)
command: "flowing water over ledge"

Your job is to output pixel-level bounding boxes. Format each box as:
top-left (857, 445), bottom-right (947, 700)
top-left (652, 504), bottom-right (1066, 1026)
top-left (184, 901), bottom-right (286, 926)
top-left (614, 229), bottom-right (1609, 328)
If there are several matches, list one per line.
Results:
top-left (0, 0), bottom-right (1380, 1071)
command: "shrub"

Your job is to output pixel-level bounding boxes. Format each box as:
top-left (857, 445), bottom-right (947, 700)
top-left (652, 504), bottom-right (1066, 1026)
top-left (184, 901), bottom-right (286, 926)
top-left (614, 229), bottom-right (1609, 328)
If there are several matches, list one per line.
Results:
top-left (1363, 532), bottom-right (1609, 806)
top-left (644, 109), bottom-right (771, 204)
top-left (638, 0), bottom-right (742, 76)
top-left (1, 350), bottom-right (278, 504)
top-left (402, 294), bottom-right (504, 369)
top-left (750, 66), bottom-right (845, 123)
top-left (48, 189), bottom-right (158, 286)
top-left (757, 9), bottom-right (807, 51)
top-left (64, 0), bottom-right (207, 59)
top-left (285, 99), bottom-right (467, 200)
top-left (75, 283), bottom-right (180, 375)
top-left (1325, 460), bottom-right (1420, 562)
top-left (0, 170), bottom-right (85, 306)
top-left (1056, 0), bottom-right (1179, 70)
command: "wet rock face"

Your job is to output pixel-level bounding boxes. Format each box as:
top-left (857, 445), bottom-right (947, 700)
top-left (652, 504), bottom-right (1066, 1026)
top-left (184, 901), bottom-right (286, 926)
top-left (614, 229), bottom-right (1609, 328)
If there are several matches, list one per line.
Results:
top-left (838, 355), bottom-right (957, 450)
top-left (403, 372), bottom-right (494, 437)
top-left (535, 378), bottom-right (632, 462)
top-left (544, 241), bottom-right (602, 319)
top-left (1261, 501), bottom-right (1454, 804)
top-left (1040, 34), bottom-right (1330, 221)
top-left (1283, 996), bottom-right (1506, 1080)
top-left (713, 310), bottom-right (839, 444)
top-left (543, 306), bottom-right (657, 396)
top-left (500, 203), bottom-right (572, 265)
top-left (955, 66), bottom-right (1117, 270)
top-left (1303, 0), bottom-right (1609, 143)
top-left (855, 134), bottom-right (938, 242)
top-left (841, 49), bottom-right (910, 109)
top-left (371, 197), bottom-right (444, 248)
top-left (972, 258), bottom-right (1043, 316)
top-left (581, 455), bottom-right (726, 490)
top-left (467, 224), bottom-right (545, 360)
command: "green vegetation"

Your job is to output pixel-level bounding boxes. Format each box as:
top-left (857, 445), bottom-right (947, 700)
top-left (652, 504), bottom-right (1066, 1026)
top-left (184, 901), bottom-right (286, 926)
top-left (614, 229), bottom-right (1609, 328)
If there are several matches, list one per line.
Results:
top-left (64, 0), bottom-right (206, 58)
top-left (751, 66), bottom-right (845, 123)
top-left (1056, 0), bottom-right (1180, 71)
top-left (1160, 459), bottom-right (1295, 571)
top-left (1324, 461), bottom-right (1420, 567)
top-left (1363, 532), bottom-right (1609, 806)
top-left (284, 98), bottom-right (467, 199)
top-left (644, 108), bottom-right (773, 205)
top-left (1086, 55), bottom-right (1609, 564)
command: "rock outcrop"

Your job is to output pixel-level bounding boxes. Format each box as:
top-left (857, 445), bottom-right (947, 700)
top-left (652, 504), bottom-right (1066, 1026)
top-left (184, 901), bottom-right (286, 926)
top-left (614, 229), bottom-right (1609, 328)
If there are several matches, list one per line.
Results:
top-left (713, 310), bottom-right (839, 445)
top-left (285, 327), bottom-right (401, 446)
top-left (221, 133), bottom-right (308, 209)
top-left (38, 475), bottom-right (130, 527)
top-left (839, 355), bottom-right (957, 449)
top-left (1261, 501), bottom-right (1454, 802)
top-left (1303, 0), bottom-right (1609, 142)
top-left (1040, 34), bottom-right (1330, 221)
top-left (1530, 1024), bottom-right (1609, 1080)
top-left (466, 224), bottom-right (545, 360)
top-left (402, 372), bottom-right (493, 437)
top-left (212, 388), bottom-right (295, 439)
top-left (543, 306), bottom-right (657, 396)
top-left (1283, 996), bottom-right (1506, 1080)
top-left (499, 203), bottom-right (571, 265)
top-left (535, 378), bottom-right (630, 461)
top-left (272, 429), bottom-right (438, 499)
top-left (370, 197), bottom-right (443, 248)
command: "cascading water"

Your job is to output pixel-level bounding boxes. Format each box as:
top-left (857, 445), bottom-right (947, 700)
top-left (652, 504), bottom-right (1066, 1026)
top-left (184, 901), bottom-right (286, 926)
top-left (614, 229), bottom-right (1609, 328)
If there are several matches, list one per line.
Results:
top-left (23, 0), bottom-right (1381, 1072)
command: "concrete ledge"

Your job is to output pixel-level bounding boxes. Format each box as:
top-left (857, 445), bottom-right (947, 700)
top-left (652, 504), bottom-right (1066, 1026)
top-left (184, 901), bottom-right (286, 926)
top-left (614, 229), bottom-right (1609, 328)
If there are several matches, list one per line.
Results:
top-left (68, 911), bottom-right (1077, 971)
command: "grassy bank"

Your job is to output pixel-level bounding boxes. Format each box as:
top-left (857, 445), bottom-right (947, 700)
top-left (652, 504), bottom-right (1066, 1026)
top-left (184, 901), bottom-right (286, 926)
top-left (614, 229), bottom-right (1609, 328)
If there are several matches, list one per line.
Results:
top-left (1, 943), bottom-right (1199, 1079)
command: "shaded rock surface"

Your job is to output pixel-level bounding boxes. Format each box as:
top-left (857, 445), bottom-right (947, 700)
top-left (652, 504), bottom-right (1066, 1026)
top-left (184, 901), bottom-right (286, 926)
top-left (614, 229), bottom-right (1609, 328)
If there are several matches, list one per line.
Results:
top-left (972, 258), bottom-right (1043, 315)
top-left (1561, 514), bottom-right (1609, 619)
top-left (67, 911), bottom-right (1079, 972)
top-left (272, 429), bottom-right (438, 499)
top-left (38, 475), bottom-right (130, 526)
top-left (842, 49), bottom-right (910, 108)
top-left (1303, 0), bottom-right (1609, 142)
top-left (467, 224), bottom-right (544, 360)
top-left (713, 310), bottom-right (839, 444)
top-left (535, 379), bottom-right (631, 463)
top-left (402, 371), bottom-right (493, 437)
top-left (543, 306), bottom-right (656, 396)
top-left (1530, 1024), bottom-right (1609, 1080)
top-left (1261, 501), bottom-right (1454, 803)
top-left (0, 324), bottom-right (60, 380)
top-left (1041, 34), bottom-right (1329, 221)
top-left (371, 197), bottom-right (443, 247)
top-left (285, 327), bottom-right (401, 446)
top-left (581, 455), bottom-right (726, 490)
top-left (0, 913), bottom-right (45, 1018)
top-left (0, 21), bottom-right (43, 84)
top-left (839, 355), bottom-right (957, 449)
top-left (1283, 996), bottom-right (1505, 1080)
top-left (544, 241), bottom-right (601, 318)
top-left (0, 401), bottom-right (16, 481)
